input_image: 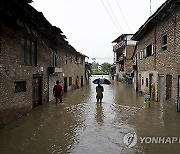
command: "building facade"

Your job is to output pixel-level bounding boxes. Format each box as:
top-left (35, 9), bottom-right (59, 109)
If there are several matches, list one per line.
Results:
top-left (0, 0), bottom-right (87, 126)
top-left (132, 0), bottom-right (180, 111)
top-left (112, 34), bottom-right (136, 83)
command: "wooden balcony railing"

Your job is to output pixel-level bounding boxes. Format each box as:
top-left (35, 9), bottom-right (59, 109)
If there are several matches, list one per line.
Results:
top-left (113, 42), bottom-right (123, 51)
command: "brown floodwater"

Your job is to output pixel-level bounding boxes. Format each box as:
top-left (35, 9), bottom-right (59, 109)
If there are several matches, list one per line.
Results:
top-left (0, 75), bottom-right (180, 154)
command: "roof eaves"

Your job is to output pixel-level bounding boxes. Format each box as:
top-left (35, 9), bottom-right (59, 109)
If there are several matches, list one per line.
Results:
top-left (132, 0), bottom-right (176, 41)
top-left (112, 34), bottom-right (134, 43)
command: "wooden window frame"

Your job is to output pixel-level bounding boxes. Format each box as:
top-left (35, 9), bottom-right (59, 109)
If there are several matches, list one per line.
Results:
top-left (69, 77), bottom-right (72, 86)
top-left (14, 81), bottom-right (26, 93)
top-left (21, 38), bottom-right (37, 66)
top-left (50, 49), bottom-right (57, 67)
top-left (161, 34), bottom-right (167, 51)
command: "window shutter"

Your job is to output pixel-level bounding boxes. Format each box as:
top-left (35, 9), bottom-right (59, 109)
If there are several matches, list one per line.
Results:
top-left (143, 48), bottom-right (147, 58)
top-left (151, 44), bottom-right (154, 55)
top-left (21, 38), bottom-right (25, 64)
top-left (139, 52), bottom-right (141, 60)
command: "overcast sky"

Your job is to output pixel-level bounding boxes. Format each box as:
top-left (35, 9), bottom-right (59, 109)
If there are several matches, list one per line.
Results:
top-left (31, 0), bottom-right (166, 64)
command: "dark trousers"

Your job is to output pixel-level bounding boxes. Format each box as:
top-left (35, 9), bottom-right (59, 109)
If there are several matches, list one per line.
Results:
top-left (55, 97), bottom-right (62, 103)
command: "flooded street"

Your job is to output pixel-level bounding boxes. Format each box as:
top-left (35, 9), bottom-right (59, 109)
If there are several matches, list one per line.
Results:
top-left (1, 75), bottom-right (180, 154)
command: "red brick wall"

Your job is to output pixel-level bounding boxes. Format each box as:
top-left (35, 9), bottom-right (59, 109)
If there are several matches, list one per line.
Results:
top-left (136, 8), bottom-right (180, 109)
top-left (125, 45), bottom-right (135, 72)
top-left (175, 10), bottom-right (180, 75)
top-left (136, 30), bottom-right (156, 72)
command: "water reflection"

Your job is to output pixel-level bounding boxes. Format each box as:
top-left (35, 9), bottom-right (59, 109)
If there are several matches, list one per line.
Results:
top-left (0, 75), bottom-right (180, 154)
top-left (95, 103), bottom-right (104, 125)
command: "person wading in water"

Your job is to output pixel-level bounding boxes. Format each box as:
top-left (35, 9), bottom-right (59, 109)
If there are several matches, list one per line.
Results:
top-left (96, 83), bottom-right (104, 103)
top-left (53, 80), bottom-right (63, 103)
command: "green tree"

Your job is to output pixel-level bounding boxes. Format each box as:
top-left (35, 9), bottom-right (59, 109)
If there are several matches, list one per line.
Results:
top-left (101, 62), bottom-right (111, 73)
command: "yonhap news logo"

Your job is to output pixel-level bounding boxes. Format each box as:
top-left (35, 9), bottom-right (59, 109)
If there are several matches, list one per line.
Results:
top-left (123, 132), bottom-right (138, 148)
top-left (123, 132), bottom-right (180, 148)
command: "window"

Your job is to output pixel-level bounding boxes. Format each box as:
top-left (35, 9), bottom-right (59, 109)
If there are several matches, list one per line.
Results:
top-left (26, 40), bottom-right (30, 65)
top-left (139, 51), bottom-right (143, 60)
top-left (31, 42), bottom-right (36, 65)
top-left (146, 78), bottom-right (148, 87)
top-left (75, 56), bottom-right (78, 63)
top-left (21, 39), bottom-right (25, 64)
top-left (142, 77), bottom-right (144, 85)
top-left (69, 56), bottom-right (73, 63)
top-left (21, 38), bottom-right (37, 66)
top-left (69, 77), bottom-right (72, 86)
top-left (146, 44), bottom-right (153, 57)
top-left (65, 54), bottom-right (68, 65)
top-left (75, 55), bottom-right (80, 64)
top-left (14, 81), bottom-right (26, 93)
top-left (50, 49), bottom-right (57, 67)
top-left (80, 57), bottom-right (84, 65)
top-left (161, 34), bottom-right (167, 51)
top-left (139, 44), bottom-right (154, 60)
top-left (143, 48), bottom-right (147, 58)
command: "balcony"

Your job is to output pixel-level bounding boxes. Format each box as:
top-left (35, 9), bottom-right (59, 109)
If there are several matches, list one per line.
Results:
top-left (115, 55), bottom-right (124, 63)
top-left (48, 67), bottom-right (63, 74)
top-left (113, 42), bottom-right (123, 52)
top-left (113, 40), bottom-right (126, 52)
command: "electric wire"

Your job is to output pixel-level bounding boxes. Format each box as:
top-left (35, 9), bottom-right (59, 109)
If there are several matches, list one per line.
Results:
top-left (101, 0), bottom-right (122, 32)
top-left (116, 0), bottom-right (132, 33)
top-left (106, 0), bottom-right (124, 32)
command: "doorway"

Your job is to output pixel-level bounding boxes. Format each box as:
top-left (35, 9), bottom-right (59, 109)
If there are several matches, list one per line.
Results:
top-left (32, 75), bottom-right (42, 108)
top-left (81, 76), bottom-right (83, 87)
top-left (166, 74), bottom-right (172, 101)
top-left (138, 74), bottom-right (141, 92)
top-left (158, 75), bottom-right (165, 103)
top-left (149, 74), bottom-right (153, 97)
top-left (64, 77), bottom-right (67, 92)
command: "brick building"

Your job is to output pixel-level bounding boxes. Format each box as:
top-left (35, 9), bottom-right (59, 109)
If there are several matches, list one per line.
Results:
top-left (132, 0), bottom-right (180, 111)
top-left (112, 34), bottom-right (136, 82)
top-left (0, 0), bottom-right (87, 126)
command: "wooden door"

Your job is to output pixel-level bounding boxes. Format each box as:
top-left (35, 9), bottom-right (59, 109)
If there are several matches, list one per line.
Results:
top-left (166, 75), bottom-right (172, 101)
top-left (149, 74), bottom-right (153, 97)
top-left (81, 76), bottom-right (83, 87)
top-left (158, 75), bottom-right (165, 103)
